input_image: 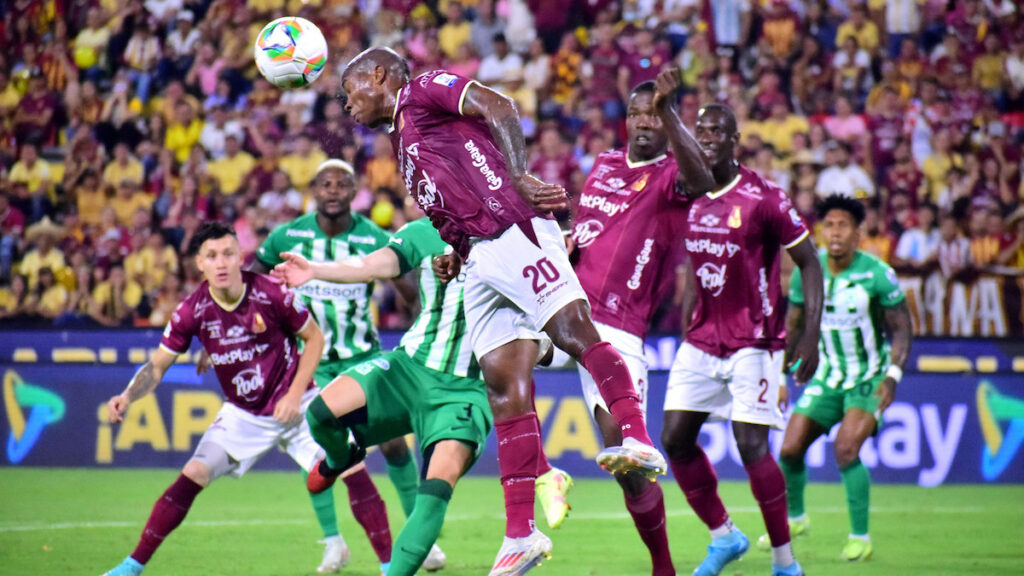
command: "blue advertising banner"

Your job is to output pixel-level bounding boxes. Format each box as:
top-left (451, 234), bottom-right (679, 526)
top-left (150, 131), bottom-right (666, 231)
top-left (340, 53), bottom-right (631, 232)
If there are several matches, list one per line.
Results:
top-left (3, 361), bottom-right (1022, 485)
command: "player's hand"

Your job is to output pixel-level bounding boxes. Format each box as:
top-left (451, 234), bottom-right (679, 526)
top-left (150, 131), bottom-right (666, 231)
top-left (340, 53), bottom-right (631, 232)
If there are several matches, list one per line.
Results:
top-left (273, 391), bottom-right (303, 426)
top-left (107, 394), bottom-right (129, 423)
top-left (876, 377), bottom-right (897, 415)
top-left (513, 174), bottom-right (568, 213)
top-left (653, 68), bottom-right (683, 110)
top-left (196, 349), bottom-right (212, 375)
top-left (432, 253), bottom-right (462, 284)
top-left (272, 252), bottom-right (315, 287)
top-left (787, 335), bottom-right (819, 385)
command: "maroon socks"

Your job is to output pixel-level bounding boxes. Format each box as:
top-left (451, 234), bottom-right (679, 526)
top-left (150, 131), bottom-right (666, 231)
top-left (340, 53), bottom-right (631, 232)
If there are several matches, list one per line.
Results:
top-left (496, 412), bottom-right (541, 537)
top-left (131, 474), bottom-right (203, 564)
top-left (669, 447), bottom-right (730, 531)
top-left (624, 482), bottom-right (675, 576)
top-left (746, 453), bottom-right (791, 547)
top-left (343, 467), bottom-right (393, 563)
top-left (580, 341), bottom-right (652, 445)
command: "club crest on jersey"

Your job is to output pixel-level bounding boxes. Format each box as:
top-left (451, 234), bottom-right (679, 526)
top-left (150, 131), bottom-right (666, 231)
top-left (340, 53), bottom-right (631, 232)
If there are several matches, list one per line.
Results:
top-left (695, 262), bottom-right (727, 296)
top-left (631, 173), bottom-right (649, 192)
top-left (572, 219), bottom-right (604, 247)
top-left (252, 313), bottom-right (267, 334)
top-left (728, 206), bottom-right (742, 228)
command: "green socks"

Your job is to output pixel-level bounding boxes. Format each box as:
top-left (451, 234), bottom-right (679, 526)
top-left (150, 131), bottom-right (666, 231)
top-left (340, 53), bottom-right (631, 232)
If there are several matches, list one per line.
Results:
top-left (840, 458), bottom-right (870, 535)
top-left (304, 471), bottom-right (339, 537)
top-left (307, 395), bottom-right (351, 470)
top-left (779, 457), bottom-right (807, 519)
top-left (386, 450), bottom-right (420, 519)
top-left (387, 479), bottom-right (453, 576)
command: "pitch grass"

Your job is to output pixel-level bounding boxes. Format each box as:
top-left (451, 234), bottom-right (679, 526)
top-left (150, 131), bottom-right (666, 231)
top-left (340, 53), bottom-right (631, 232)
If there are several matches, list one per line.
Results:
top-left (2, 468), bottom-right (1023, 576)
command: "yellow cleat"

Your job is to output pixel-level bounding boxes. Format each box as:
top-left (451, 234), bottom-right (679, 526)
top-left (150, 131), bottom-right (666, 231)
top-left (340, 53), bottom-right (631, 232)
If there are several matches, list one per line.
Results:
top-left (535, 467), bottom-right (574, 530)
top-left (841, 537), bottom-right (873, 562)
top-left (756, 516), bottom-right (810, 551)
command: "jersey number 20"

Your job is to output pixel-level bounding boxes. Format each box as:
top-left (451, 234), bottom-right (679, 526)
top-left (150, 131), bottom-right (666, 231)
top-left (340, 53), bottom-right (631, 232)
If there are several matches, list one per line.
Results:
top-left (524, 258), bottom-right (561, 294)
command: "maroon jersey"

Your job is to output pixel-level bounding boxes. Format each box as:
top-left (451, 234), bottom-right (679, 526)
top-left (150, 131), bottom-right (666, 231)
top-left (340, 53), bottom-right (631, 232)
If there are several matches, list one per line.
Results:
top-left (391, 70), bottom-right (542, 256)
top-left (161, 272), bottom-right (313, 415)
top-left (573, 150), bottom-right (688, 339)
top-left (866, 113), bottom-right (904, 170)
top-left (683, 166), bottom-right (809, 357)
top-left (530, 151), bottom-right (579, 192)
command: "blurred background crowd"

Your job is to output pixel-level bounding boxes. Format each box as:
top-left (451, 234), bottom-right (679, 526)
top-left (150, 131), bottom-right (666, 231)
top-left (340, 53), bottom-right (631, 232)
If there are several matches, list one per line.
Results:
top-left (1, 0), bottom-right (1023, 333)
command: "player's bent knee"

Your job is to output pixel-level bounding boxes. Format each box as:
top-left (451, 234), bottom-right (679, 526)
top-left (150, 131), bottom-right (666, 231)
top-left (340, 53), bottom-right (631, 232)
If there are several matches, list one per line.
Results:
top-left (379, 436), bottom-right (410, 463)
top-left (182, 459), bottom-right (213, 487)
top-left (833, 440), bottom-right (861, 468)
top-left (424, 439), bottom-right (473, 486)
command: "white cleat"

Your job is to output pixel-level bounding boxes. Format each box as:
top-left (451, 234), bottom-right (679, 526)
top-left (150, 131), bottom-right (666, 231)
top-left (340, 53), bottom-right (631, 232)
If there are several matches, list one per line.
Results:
top-left (317, 535), bottom-right (351, 574)
top-left (421, 543), bottom-right (447, 571)
top-left (595, 437), bottom-right (667, 480)
top-left (488, 529), bottom-right (553, 576)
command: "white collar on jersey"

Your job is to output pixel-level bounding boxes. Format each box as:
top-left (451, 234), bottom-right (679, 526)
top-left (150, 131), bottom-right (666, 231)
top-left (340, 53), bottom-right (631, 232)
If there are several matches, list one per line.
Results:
top-left (625, 152), bottom-right (667, 169)
top-left (387, 89), bottom-right (402, 134)
top-left (209, 283), bottom-right (247, 312)
top-left (705, 173), bottom-right (743, 200)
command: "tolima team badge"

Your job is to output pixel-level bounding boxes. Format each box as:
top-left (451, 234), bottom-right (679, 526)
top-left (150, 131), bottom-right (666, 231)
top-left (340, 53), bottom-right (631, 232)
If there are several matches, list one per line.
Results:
top-left (252, 313), bottom-right (267, 334)
top-left (728, 205), bottom-right (742, 229)
top-left (631, 173), bottom-right (649, 192)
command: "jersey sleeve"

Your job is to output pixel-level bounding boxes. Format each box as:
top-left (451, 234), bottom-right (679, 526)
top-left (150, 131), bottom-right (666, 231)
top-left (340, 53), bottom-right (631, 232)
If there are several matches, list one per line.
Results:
top-left (256, 224), bottom-right (288, 268)
top-left (788, 265), bottom-right (805, 305)
top-left (409, 71), bottom-right (478, 116)
top-left (761, 182), bottom-right (809, 249)
top-left (387, 219), bottom-right (449, 275)
top-left (160, 300), bottom-right (196, 355)
top-left (273, 280), bottom-right (312, 334)
top-left (874, 261), bottom-right (906, 308)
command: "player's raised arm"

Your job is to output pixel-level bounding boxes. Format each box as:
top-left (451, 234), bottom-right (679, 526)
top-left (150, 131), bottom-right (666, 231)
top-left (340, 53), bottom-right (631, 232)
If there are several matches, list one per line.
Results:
top-left (107, 347), bottom-right (177, 423)
top-left (786, 237), bottom-right (824, 384)
top-left (461, 82), bottom-right (568, 212)
top-left (274, 248), bottom-right (403, 286)
top-left (652, 68), bottom-right (716, 198)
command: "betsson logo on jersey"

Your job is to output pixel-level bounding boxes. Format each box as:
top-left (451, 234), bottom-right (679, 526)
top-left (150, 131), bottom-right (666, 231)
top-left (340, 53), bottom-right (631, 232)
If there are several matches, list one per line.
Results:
top-left (579, 194), bottom-right (630, 217)
top-left (696, 262), bottom-right (727, 296)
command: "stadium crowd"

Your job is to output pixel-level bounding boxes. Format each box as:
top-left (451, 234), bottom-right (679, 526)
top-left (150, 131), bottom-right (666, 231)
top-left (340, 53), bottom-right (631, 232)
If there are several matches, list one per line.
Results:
top-left (1, 0), bottom-right (1023, 330)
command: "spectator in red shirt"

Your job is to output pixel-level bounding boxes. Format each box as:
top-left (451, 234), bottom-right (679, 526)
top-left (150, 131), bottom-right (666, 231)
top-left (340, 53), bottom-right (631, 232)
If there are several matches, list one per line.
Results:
top-left (528, 0), bottom-right (573, 53)
top-left (617, 28), bottom-right (671, 102)
top-left (884, 140), bottom-right (925, 211)
top-left (587, 22), bottom-right (625, 118)
top-left (14, 70), bottom-right (58, 146)
top-left (530, 125), bottom-right (582, 197)
top-left (866, 86), bottom-right (906, 175)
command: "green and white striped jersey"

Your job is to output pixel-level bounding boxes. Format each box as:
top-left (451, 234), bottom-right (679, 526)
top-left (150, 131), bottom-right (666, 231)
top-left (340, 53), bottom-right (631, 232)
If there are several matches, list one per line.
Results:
top-left (258, 212), bottom-right (391, 361)
top-left (790, 250), bottom-right (905, 390)
top-left (387, 218), bottom-right (480, 380)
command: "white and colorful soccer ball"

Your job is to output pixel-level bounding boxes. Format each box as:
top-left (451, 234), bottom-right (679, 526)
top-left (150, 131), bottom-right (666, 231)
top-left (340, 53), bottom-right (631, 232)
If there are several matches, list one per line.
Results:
top-left (254, 17), bottom-right (328, 89)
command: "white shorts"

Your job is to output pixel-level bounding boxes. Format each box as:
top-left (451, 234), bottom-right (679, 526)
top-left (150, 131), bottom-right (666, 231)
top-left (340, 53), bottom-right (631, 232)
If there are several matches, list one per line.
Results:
top-left (465, 217), bottom-right (589, 360)
top-left (193, 388), bottom-right (323, 478)
top-left (664, 342), bottom-right (785, 430)
top-left (578, 323), bottom-right (649, 418)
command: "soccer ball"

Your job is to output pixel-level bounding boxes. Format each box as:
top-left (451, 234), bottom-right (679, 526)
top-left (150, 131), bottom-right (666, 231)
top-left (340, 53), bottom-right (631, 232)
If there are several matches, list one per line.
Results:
top-left (254, 17), bottom-right (328, 89)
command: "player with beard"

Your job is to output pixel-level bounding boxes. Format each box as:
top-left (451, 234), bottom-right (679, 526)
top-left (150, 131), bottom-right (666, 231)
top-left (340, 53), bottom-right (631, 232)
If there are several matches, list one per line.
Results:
top-left (256, 160), bottom-right (445, 573)
top-left (654, 68), bottom-right (824, 576)
top-left (553, 80), bottom-right (692, 576)
top-left (331, 47), bottom-right (664, 575)
top-left (100, 222), bottom-right (327, 576)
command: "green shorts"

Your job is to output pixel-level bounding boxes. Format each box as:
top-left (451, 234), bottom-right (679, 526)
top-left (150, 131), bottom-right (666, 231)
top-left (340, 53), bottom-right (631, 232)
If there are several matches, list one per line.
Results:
top-left (343, 350), bottom-right (493, 465)
top-left (793, 375), bottom-right (883, 429)
top-left (314, 352), bottom-right (379, 389)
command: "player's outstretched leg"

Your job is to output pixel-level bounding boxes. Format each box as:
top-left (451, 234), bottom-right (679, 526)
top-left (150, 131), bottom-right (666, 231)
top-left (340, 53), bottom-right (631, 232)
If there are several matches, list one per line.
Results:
top-left (101, 463), bottom-right (207, 576)
top-left (544, 302), bottom-right (665, 478)
top-left (663, 410), bottom-right (747, 576)
top-left (305, 382), bottom-right (369, 493)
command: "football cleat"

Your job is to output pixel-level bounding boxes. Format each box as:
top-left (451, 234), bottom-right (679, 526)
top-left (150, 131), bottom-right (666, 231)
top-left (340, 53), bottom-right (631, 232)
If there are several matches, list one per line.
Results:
top-left (535, 468), bottom-right (574, 530)
top-left (841, 537), bottom-right (873, 562)
top-left (307, 458), bottom-right (342, 494)
top-left (757, 515), bottom-right (810, 551)
top-left (488, 529), bottom-right (553, 576)
top-left (101, 556), bottom-right (144, 576)
top-left (595, 437), bottom-right (667, 480)
top-left (317, 535), bottom-right (351, 573)
top-left (772, 560), bottom-right (804, 576)
top-left (692, 529), bottom-right (749, 576)
top-left (422, 543), bottom-right (447, 571)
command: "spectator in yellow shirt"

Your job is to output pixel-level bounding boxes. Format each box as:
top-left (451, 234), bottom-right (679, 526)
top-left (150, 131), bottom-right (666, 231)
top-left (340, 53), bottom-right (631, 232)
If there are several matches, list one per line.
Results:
top-left (89, 263), bottom-right (142, 327)
top-left (9, 143), bottom-right (52, 204)
top-left (438, 3), bottom-right (472, 60)
top-left (365, 132), bottom-right (402, 193)
top-left (73, 169), bottom-right (108, 227)
top-left (164, 101), bottom-right (203, 163)
top-left (72, 8), bottom-right (111, 74)
top-left (32, 266), bottom-right (68, 320)
top-left (921, 129), bottom-right (964, 203)
top-left (973, 35), bottom-right (1006, 94)
top-left (207, 134), bottom-right (255, 195)
top-left (836, 3), bottom-right (880, 55)
top-left (759, 101), bottom-right (810, 155)
top-left (102, 142), bottom-right (144, 188)
top-left (111, 180), bottom-right (154, 227)
top-left (18, 217), bottom-right (68, 290)
top-left (279, 133), bottom-right (327, 192)
top-left (124, 232), bottom-right (179, 293)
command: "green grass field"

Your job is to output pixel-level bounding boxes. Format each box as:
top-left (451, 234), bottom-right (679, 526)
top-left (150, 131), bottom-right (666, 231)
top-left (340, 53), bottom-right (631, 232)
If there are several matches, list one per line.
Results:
top-left (2, 468), bottom-right (1023, 576)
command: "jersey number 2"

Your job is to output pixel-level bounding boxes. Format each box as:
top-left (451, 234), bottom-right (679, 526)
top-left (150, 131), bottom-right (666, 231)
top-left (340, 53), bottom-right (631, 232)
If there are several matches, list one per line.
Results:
top-left (757, 379), bottom-right (769, 404)
top-left (524, 258), bottom-right (561, 294)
